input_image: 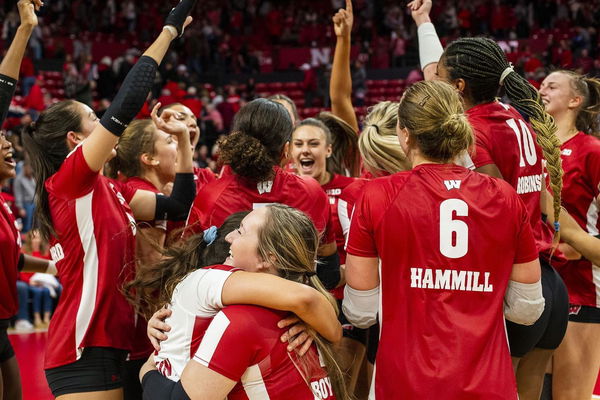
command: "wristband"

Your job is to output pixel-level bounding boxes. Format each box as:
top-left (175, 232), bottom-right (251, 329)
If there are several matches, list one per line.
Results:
top-left (163, 26), bottom-right (178, 39)
top-left (164, 0), bottom-right (197, 37)
top-left (417, 22), bottom-right (444, 71)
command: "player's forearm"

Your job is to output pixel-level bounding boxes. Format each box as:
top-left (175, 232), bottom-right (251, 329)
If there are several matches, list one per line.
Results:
top-left (330, 36), bottom-right (359, 132)
top-left (0, 24), bottom-right (33, 80)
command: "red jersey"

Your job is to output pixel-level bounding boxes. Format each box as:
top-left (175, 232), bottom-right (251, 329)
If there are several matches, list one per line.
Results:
top-left (347, 164), bottom-right (538, 399)
top-left (0, 196), bottom-right (21, 319)
top-left (554, 132), bottom-right (600, 307)
top-left (193, 166), bottom-right (216, 193)
top-left (322, 174), bottom-right (359, 299)
top-left (45, 146), bottom-right (138, 369)
top-left (468, 101), bottom-right (553, 253)
top-left (123, 177), bottom-right (164, 361)
top-left (194, 305), bottom-right (336, 400)
top-left (187, 167), bottom-right (333, 243)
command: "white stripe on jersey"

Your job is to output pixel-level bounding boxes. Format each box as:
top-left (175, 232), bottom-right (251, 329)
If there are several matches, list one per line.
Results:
top-left (75, 191), bottom-right (99, 357)
top-left (195, 311), bottom-right (231, 366)
top-left (241, 364), bottom-right (271, 400)
top-left (586, 200), bottom-right (599, 236)
top-left (337, 199), bottom-right (351, 240)
top-left (593, 265), bottom-right (600, 308)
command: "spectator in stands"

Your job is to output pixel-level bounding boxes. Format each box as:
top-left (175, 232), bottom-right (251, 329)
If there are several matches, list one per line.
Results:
top-left (301, 63), bottom-right (318, 108)
top-left (97, 57), bottom-right (116, 100)
top-left (13, 160), bottom-right (35, 233)
top-left (23, 74), bottom-right (45, 115)
top-left (352, 59), bottom-right (367, 106)
top-left (19, 49), bottom-right (35, 96)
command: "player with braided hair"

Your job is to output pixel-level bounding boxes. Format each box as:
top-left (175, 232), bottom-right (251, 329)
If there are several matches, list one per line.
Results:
top-left (408, 1), bottom-right (570, 399)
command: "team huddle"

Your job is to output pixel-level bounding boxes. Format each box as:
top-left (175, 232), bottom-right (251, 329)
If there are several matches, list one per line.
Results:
top-left (0, 0), bottom-right (599, 399)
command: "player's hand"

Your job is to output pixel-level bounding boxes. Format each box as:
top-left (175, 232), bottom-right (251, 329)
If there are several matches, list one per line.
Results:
top-left (407, 0), bottom-right (433, 26)
top-left (17, 0), bottom-right (42, 28)
top-left (333, 0), bottom-right (353, 38)
top-left (151, 102), bottom-right (190, 141)
top-left (164, 0), bottom-right (197, 38)
top-left (278, 316), bottom-right (315, 356)
top-left (147, 307), bottom-right (172, 352)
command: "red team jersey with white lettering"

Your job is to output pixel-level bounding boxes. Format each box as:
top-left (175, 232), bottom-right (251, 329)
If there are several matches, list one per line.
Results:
top-left (194, 305), bottom-right (336, 400)
top-left (555, 132), bottom-right (600, 307)
top-left (187, 167), bottom-right (333, 243)
top-left (468, 101), bottom-right (553, 253)
top-left (44, 146), bottom-right (138, 369)
top-left (0, 196), bottom-right (21, 319)
top-left (347, 164), bottom-right (538, 399)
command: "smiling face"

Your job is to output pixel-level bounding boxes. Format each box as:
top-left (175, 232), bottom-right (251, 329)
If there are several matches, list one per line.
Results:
top-left (0, 132), bottom-right (16, 182)
top-left (539, 72), bottom-right (579, 117)
top-left (291, 124), bottom-right (332, 183)
top-left (224, 207), bottom-right (269, 272)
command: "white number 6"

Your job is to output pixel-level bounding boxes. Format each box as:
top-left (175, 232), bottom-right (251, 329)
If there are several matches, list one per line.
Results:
top-left (439, 199), bottom-right (468, 258)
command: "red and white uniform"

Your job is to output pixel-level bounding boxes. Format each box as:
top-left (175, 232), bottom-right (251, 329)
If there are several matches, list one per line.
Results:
top-left (468, 101), bottom-right (553, 253)
top-left (554, 132), bottom-right (600, 307)
top-left (45, 146), bottom-right (138, 369)
top-left (193, 166), bottom-right (216, 193)
top-left (155, 265), bottom-right (236, 382)
top-left (187, 167), bottom-right (333, 243)
top-left (123, 177), bottom-right (166, 361)
top-left (194, 305), bottom-right (336, 400)
top-left (0, 196), bottom-right (21, 319)
top-left (347, 164), bottom-right (538, 399)
top-left (322, 174), bottom-right (358, 298)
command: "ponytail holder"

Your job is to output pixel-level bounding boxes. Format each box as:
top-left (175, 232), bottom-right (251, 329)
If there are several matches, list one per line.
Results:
top-left (203, 226), bottom-right (218, 245)
top-left (369, 124), bottom-right (380, 134)
top-left (554, 221), bottom-right (560, 233)
top-left (305, 271), bottom-right (317, 277)
top-left (499, 63), bottom-right (514, 86)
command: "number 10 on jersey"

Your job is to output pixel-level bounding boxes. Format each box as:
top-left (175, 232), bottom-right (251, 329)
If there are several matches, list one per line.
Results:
top-left (440, 199), bottom-right (468, 259)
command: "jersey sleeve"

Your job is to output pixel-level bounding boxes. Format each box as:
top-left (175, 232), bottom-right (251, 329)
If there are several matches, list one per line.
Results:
top-left (177, 268), bottom-right (232, 315)
top-left (45, 145), bottom-right (98, 199)
top-left (111, 180), bottom-right (139, 204)
top-left (470, 123), bottom-right (495, 168)
top-left (346, 185), bottom-right (379, 258)
top-left (192, 308), bottom-right (261, 381)
top-left (585, 142), bottom-right (600, 194)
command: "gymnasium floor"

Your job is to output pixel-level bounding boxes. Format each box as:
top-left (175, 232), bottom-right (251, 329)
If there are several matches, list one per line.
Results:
top-left (9, 330), bottom-right (600, 400)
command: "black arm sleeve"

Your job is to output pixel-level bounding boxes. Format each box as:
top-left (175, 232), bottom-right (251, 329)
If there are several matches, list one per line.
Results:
top-left (154, 173), bottom-right (196, 221)
top-left (141, 370), bottom-right (190, 400)
top-left (100, 56), bottom-right (158, 137)
top-left (17, 253), bottom-right (25, 272)
top-left (0, 74), bottom-right (17, 127)
top-left (317, 252), bottom-right (341, 290)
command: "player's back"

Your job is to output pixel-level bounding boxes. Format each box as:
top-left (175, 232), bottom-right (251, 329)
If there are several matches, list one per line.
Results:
top-left (349, 163), bottom-right (537, 399)
top-left (188, 167), bottom-right (329, 234)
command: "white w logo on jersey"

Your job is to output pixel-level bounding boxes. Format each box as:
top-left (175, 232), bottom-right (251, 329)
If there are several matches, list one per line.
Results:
top-left (444, 180), bottom-right (462, 191)
top-left (257, 180), bottom-right (273, 195)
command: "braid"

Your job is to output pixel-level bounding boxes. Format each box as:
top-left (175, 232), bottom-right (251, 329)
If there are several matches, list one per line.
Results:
top-left (444, 37), bottom-right (563, 238)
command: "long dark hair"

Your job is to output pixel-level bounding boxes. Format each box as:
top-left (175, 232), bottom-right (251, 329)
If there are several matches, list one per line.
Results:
top-left (442, 37), bottom-right (563, 232)
top-left (315, 111), bottom-right (361, 177)
top-left (21, 100), bottom-right (83, 241)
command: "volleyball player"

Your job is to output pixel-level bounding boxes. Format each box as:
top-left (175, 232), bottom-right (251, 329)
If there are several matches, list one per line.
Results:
top-left (0, 2), bottom-right (58, 399)
top-left (539, 70), bottom-right (600, 400)
top-left (186, 98), bottom-right (341, 290)
top-left (344, 80), bottom-right (543, 398)
top-left (159, 102), bottom-right (216, 192)
top-left (132, 206), bottom-right (345, 399)
top-left (107, 105), bottom-right (192, 400)
top-left (21, 1), bottom-right (198, 397)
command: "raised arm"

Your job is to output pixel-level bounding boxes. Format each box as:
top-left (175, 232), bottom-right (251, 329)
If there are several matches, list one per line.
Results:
top-left (408, 0), bottom-right (443, 81)
top-left (221, 271), bottom-right (342, 343)
top-left (0, 0), bottom-right (42, 125)
top-left (330, 0), bottom-right (359, 132)
top-left (82, 0), bottom-right (196, 172)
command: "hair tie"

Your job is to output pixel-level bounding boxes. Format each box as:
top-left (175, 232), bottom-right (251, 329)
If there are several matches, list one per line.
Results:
top-left (305, 271), bottom-right (317, 277)
top-left (499, 63), bottom-right (514, 86)
top-left (554, 221), bottom-right (560, 233)
top-left (203, 226), bottom-right (218, 245)
top-left (369, 124), bottom-right (380, 133)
